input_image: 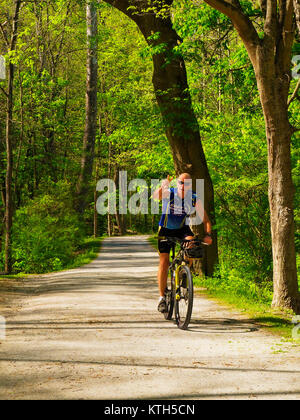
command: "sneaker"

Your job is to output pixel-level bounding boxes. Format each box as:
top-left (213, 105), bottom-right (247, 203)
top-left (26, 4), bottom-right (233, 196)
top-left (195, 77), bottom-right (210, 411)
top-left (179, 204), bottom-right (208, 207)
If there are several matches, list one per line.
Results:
top-left (157, 298), bottom-right (167, 313)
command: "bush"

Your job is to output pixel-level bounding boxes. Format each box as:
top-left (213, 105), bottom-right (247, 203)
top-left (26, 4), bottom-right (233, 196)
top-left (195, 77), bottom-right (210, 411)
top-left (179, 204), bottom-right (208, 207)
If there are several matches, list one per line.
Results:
top-left (195, 246), bottom-right (273, 305)
top-left (9, 181), bottom-right (85, 273)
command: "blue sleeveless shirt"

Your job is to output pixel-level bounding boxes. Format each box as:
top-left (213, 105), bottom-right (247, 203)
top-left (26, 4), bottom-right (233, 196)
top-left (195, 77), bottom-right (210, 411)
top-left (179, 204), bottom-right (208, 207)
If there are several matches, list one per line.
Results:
top-left (159, 188), bottom-right (197, 229)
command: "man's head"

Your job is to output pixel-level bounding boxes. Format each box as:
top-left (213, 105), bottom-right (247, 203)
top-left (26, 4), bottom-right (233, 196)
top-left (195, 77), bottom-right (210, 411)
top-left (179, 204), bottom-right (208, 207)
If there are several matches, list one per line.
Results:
top-left (177, 173), bottom-right (192, 198)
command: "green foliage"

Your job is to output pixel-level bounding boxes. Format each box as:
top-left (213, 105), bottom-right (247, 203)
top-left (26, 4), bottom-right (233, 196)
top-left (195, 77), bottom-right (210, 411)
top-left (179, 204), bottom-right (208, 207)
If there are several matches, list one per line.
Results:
top-left (0, 0), bottom-right (298, 308)
top-left (5, 182), bottom-right (85, 273)
top-left (128, 0), bottom-right (172, 19)
top-left (204, 113), bottom-right (272, 278)
top-left (195, 254), bottom-right (273, 305)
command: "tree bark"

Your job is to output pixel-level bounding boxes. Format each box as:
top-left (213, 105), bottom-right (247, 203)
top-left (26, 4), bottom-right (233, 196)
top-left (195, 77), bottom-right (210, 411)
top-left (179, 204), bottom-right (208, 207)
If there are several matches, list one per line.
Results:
top-left (76, 0), bottom-right (98, 214)
top-left (4, 0), bottom-right (22, 274)
top-left (93, 119), bottom-right (102, 238)
top-left (256, 54), bottom-right (299, 312)
top-left (293, 0), bottom-right (300, 33)
top-left (103, 0), bottom-right (218, 275)
top-left (113, 167), bottom-right (126, 236)
top-left (107, 139), bottom-right (112, 237)
top-left (93, 189), bottom-right (98, 237)
top-left (265, 104), bottom-right (298, 311)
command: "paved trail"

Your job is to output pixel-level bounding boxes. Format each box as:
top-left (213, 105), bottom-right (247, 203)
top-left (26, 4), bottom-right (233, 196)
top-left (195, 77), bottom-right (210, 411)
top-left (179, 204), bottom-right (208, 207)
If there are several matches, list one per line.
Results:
top-left (0, 236), bottom-right (299, 400)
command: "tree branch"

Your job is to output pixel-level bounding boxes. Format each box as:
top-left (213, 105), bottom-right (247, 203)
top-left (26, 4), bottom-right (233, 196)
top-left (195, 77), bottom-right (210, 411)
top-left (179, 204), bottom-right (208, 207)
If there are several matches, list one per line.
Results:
top-left (0, 21), bottom-right (9, 48)
top-left (276, 0), bottom-right (295, 76)
top-left (199, 0), bottom-right (260, 65)
top-left (0, 86), bottom-right (8, 98)
top-left (264, 0), bottom-right (278, 40)
top-left (102, 0), bottom-right (141, 23)
top-left (260, 0), bottom-right (267, 18)
top-left (10, 1), bottom-right (22, 51)
top-left (288, 78), bottom-right (300, 106)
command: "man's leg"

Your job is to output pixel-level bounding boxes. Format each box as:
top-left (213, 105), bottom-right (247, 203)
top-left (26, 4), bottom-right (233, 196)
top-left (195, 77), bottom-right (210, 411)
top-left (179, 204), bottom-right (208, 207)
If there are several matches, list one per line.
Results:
top-left (158, 252), bottom-right (170, 298)
top-left (157, 230), bottom-right (171, 313)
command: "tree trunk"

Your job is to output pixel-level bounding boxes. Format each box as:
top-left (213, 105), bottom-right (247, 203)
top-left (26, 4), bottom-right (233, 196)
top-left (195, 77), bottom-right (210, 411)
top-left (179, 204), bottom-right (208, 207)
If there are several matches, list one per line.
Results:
top-left (5, 60), bottom-right (14, 273)
top-left (14, 68), bottom-right (24, 207)
top-left (114, 166), bottom-right (126, 235)
top-left (4, 68), bottom-right (14, 274)
top-left (253, 9), bottom-right (299, 310)
top-left (4, 0), bottom-right (22, 274)
top-left (268, 121), bottom-right (299, 312)
top-left (107, 213), bottom-right (112, 237)
top-left (76, 0), bottom-right (98, 214)
top-left (93, 137), bottom-right (101, 238)
top-left (104, 0), bottom-right (218, 274)
top-left (107, 139), bottom-right (112, 237)
top-left (93, 189), bottom-right (98, 237)
top-left (258, 75), bottom-right (299, 312)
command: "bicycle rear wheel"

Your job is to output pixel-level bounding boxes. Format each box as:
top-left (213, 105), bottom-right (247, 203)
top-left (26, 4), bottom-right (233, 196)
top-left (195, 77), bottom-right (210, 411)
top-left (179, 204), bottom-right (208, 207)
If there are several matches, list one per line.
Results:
top-left (175, 265), bottom-right (193, 330)
top-left (164, 268), bottom-right (175, 320)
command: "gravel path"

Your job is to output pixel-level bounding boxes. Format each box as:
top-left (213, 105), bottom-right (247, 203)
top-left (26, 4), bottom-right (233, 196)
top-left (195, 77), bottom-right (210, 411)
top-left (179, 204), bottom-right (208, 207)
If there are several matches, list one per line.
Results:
top-left (0, 235), bottom-right (299, 400)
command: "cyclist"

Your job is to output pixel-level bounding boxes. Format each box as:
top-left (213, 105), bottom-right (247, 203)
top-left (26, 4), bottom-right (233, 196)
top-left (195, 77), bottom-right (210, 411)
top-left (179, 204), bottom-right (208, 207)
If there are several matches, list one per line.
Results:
top-left (152, 173), bottom-right (213, 313)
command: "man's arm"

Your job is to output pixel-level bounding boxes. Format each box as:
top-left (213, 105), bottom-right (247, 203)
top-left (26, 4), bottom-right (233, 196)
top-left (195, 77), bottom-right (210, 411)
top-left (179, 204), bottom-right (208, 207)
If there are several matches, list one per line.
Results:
top-left (152, 175), bottom-right (173, 201)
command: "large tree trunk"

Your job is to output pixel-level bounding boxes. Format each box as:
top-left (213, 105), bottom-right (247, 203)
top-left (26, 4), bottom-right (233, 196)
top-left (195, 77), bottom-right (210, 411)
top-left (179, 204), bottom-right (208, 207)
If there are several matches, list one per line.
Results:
top-left (104, 0), bottom-right (218, 275)
top-left (267, 113), bottom-right (299, 312)
top-left (114, 167), bottom-right (126, 236)
top-left (256, 67), bottom-right (299, 312)
top-left (76, 0), bottom-right (98, 214)
top-left (4, 0), bottom-right (22, 274)
top-left (5, 62), bottom-right (14, 274)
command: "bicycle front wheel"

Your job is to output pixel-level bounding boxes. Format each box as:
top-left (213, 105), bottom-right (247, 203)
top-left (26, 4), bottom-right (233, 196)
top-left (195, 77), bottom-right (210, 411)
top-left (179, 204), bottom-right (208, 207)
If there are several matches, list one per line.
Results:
top-left (175, 265), bottom-right (193, 330)
top-left (164, 268), bottom-right (175, 320)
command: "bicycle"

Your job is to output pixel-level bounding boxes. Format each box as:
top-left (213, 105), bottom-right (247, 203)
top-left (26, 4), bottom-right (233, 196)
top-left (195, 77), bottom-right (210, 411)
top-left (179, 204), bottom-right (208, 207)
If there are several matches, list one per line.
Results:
top-left (160, 236), bottom-right (207, 330)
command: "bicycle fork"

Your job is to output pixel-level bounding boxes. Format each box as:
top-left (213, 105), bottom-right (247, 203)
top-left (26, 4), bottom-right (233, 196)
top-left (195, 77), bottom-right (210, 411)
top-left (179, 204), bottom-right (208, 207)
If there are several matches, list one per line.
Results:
top-left (175, 264), bottom-right (185, 301)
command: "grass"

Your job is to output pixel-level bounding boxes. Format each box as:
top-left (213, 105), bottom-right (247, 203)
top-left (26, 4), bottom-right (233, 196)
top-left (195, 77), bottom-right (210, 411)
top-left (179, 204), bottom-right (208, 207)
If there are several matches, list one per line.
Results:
top-left (64, 236), bottom-right (104, 270)
top-left (147, 234), bottom-right (300, 344)
top-left (0, 236), bottom-right (104, 279)
top-left (148, 235), bottom-right (159, 252)
top-left (194, 286), bottom-right (298, 342)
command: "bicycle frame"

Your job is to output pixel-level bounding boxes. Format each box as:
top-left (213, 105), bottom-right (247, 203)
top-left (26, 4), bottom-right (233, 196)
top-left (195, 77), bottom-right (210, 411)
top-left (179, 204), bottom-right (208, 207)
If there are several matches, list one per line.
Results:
top-left (168, 240), bottom-right (190, 302)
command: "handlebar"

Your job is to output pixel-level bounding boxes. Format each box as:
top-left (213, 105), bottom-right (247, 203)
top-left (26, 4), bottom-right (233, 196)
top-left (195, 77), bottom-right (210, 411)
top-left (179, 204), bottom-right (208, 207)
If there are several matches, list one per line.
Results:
top-left (160, 237), bottom-right (209, 247)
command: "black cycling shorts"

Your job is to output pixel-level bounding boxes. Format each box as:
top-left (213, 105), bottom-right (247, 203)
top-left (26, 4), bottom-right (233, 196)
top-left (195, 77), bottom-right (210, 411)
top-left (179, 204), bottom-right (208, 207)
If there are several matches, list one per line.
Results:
top-left (158, 226), bottom-right (194, 254)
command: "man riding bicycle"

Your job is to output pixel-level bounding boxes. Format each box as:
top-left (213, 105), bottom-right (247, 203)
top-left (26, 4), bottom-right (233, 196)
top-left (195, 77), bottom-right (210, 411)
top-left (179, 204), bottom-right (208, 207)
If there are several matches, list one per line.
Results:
top-left (153, 173), bottom-right (213, 313)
